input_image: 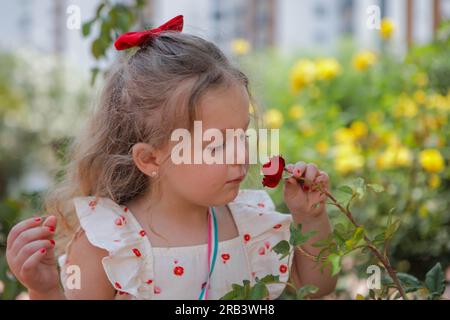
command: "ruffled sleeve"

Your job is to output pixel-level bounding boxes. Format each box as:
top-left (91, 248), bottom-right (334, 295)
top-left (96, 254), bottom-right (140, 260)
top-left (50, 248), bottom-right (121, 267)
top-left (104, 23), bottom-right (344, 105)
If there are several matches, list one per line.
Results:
top-left (71, 196), bottom-right (155, 299)
top-left (228, 189), bottom-right (294, 299)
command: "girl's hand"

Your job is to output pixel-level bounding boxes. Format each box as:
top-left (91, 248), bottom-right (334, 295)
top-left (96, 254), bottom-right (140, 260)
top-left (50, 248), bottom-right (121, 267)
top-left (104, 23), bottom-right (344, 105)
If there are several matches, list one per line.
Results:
top-left (283, 161), bottom-right (330, 222)
top-left (6, 215), bottom-right (61, 296)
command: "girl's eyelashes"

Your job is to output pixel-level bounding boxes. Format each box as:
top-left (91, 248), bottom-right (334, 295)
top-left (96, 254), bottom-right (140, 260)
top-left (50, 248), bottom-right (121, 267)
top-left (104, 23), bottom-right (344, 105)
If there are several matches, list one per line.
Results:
top-left (206, 133), bottom-right (249, 151)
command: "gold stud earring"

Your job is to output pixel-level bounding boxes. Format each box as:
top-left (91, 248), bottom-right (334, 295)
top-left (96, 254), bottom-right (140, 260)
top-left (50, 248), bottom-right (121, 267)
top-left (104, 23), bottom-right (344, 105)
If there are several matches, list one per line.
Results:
top-left (151, 171), bottom-right (157, 177)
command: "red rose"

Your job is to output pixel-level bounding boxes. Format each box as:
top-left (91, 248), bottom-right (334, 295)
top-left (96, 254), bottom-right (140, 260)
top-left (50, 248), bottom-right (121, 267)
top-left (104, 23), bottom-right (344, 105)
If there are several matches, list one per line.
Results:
top-left (262, 155), bottom-right (286, 188)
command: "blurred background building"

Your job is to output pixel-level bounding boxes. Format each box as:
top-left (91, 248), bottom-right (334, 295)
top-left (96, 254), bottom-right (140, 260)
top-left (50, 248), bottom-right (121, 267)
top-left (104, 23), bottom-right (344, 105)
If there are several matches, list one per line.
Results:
top-left (1, 0), bottom-right (450, 73)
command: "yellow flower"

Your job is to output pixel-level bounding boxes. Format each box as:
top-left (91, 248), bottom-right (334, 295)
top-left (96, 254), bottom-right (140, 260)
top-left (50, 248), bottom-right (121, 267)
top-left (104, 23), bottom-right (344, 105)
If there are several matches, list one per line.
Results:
top-left (352, 50), bottom-right (377, 71)
top-left (428, 174), bottom-right (441, 189)
top-left (264, 109), bottom-right (284, 129)
top-left (231, 38), bottom-right (251, 55)
top-left (427, 94), bottom-right (450, 112)
top-left (356, 294), bottom-right (365, 300)
top-left (376, 145), bottom-right (412, 169)
top-left (419, 204), bottom-right (429, 218)
top-left (315, 58), bottom-right (341, 80)
top-left (334, 144), bottom-right (365, 174)
top-left (350, 121), bottom-right (368, 139)
top-left (288, 104), bottom-right (305, 120)
top-left (333, 127), bottom-right (357, 144)
top-left (394, 95), bottom-right (418, 118)
top-left (419, 149), bottom-right (445, 173)
top-left (366, 111), bottom-right (384, 126)
top-left (290, 59), bottom-right (317, 93)
top-left (413, 90), bottom-right (426, 104)
top-left (315, 140), bottom-right (329, 155)
top-left (380, 18), bottom-right (395, 40)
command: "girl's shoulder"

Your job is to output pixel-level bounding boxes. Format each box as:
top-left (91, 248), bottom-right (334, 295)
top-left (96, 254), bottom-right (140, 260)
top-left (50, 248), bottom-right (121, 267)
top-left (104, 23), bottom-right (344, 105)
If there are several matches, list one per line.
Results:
top-left (60, 196), bottom-right (153, 299)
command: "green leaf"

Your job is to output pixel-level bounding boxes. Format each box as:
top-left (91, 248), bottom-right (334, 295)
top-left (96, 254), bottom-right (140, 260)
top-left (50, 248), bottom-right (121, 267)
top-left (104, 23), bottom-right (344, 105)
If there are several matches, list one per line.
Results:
top-left (385, 219), bottom-right (401, 240)
top-left (289, 223), bottom-right (317, 247)
top-left (249, 282), bottom-right (269, 300)
top-left (327, 253), bottom-right (341, 276)
top-left (257, 274), bottom-right (280, 284)
top-left (367, 183), bottom-right (384, 193)
top-left (91, 38), bottom-right (107, 59)
top-left (397, 273), bottom-right (422, 293)
top-left (296, 285), bottom-right (319, 299)
top-left (82, 20), bottom-right (94, 37)
top-left (272, 240), bottom-right (290, 260)
top-left (338, 185), bottom-right (353, 195)
top-left (425, 263), bottom-right (445, 299)
top-left (345, 226), bottom-right (365, 249)
top-left (352, 177), bottom-right (366, 200)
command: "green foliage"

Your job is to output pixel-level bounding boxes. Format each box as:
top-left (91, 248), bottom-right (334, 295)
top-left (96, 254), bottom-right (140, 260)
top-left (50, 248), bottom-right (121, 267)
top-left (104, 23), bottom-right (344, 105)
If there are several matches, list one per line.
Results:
top-left (80, 0), bottom-right (147, 84)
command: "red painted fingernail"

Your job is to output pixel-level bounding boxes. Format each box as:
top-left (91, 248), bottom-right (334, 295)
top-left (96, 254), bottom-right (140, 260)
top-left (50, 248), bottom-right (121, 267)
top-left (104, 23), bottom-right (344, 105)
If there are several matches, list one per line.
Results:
top-left (49, 239), bottom-right (55, 246)
top-left (40, 248), bottom-right (46, 254)
top-left (34, 217), bottom-right (41, 222)
top-left (48, 226), bottom-right (55, 232)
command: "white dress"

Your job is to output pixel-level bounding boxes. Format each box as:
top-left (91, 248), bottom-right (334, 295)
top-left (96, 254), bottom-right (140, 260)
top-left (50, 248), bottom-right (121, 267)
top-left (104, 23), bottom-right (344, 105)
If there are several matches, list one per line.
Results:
top-left (58, 189), bottom-right (294, 300)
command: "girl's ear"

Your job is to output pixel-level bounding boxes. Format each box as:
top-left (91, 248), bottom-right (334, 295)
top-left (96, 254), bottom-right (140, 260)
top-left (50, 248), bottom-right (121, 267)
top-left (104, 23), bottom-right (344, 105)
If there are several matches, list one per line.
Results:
top-left (131, 143), bottom-right (164, 176)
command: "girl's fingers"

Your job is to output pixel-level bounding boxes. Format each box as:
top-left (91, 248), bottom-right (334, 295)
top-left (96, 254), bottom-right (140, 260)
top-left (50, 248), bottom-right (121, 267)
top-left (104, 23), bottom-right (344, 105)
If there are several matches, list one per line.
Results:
top-left (10, 225), bottom-right (55, 255)
top-left (314, 171), bottom-right (329, 188)
top-left (286, 163), bottom-right (295, 173)
top-left (6, 216), bottom-right (44, 251)
top-left (293, 161), bottom-right (306, 179)
top-left (20, 247), bottom-right (48, 277)
top-left (15, 239), bottom-right (55, 268)
top-left (304, 163), bottom-right (319, 189)
top-left (42, 215), bottom-right (57, 230)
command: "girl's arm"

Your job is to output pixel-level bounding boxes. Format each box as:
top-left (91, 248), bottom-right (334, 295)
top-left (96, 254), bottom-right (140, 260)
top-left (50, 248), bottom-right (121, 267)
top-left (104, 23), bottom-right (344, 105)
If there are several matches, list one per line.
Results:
top-left (283, 161), bottom-right (337, 298)
top-left (289, 209), bottom-right (337, 298)
top-left (60, 230), bottom-right (117, 299)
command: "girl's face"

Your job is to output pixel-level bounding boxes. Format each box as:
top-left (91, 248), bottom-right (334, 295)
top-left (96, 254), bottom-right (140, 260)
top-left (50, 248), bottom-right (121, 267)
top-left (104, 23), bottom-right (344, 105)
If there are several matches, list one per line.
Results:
top-left (162, 82), bottom-right (250, 207)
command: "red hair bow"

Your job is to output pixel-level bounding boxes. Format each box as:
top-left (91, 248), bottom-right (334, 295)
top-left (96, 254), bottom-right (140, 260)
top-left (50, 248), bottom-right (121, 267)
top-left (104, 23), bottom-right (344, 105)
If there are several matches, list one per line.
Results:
top-left (114, 15), bottom-right (184, 51)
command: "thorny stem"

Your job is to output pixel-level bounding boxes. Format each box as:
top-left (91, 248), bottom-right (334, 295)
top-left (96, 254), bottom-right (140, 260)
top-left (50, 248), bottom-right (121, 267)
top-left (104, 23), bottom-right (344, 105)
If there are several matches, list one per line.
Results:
top-left (283, 168), bottom-right (408, 300)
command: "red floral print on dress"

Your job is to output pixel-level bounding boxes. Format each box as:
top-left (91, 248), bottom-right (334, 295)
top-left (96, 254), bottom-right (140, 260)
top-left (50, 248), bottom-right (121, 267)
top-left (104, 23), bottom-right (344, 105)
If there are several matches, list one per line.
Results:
top-left (139, 230), bottom-right (146, 237)
top-left (257, 202), bottom-right (265, 208)
top-left (221, 253), bottom-right (230, 263)
top-left (258, 247), bottom-right (266, 255)
top-left (243, 234), bottom-right (251, 243)
top-left (273, 223), bottom-right (282, 229)
top-left (88, 200), bottom-right (97, 210)
top-left (154, 286), bottom-right (161, 294)
top-left (146, 279), bottom-right (153, 285)
top-left (114, 215), bottom-right (126, 226)
top-left (132, 248), bottom-right (142, 257)
top-left (114, 282), bottom-right (122, 289)
top-left (173, 266), bottom-right (184, 276)
top-left (279, 264), bottom-right (288, 273)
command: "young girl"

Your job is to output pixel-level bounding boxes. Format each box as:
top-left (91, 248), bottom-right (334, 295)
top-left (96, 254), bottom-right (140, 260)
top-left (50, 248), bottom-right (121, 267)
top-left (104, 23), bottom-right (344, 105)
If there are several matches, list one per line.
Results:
top-left (6, 15), bottom-right (336, 300)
